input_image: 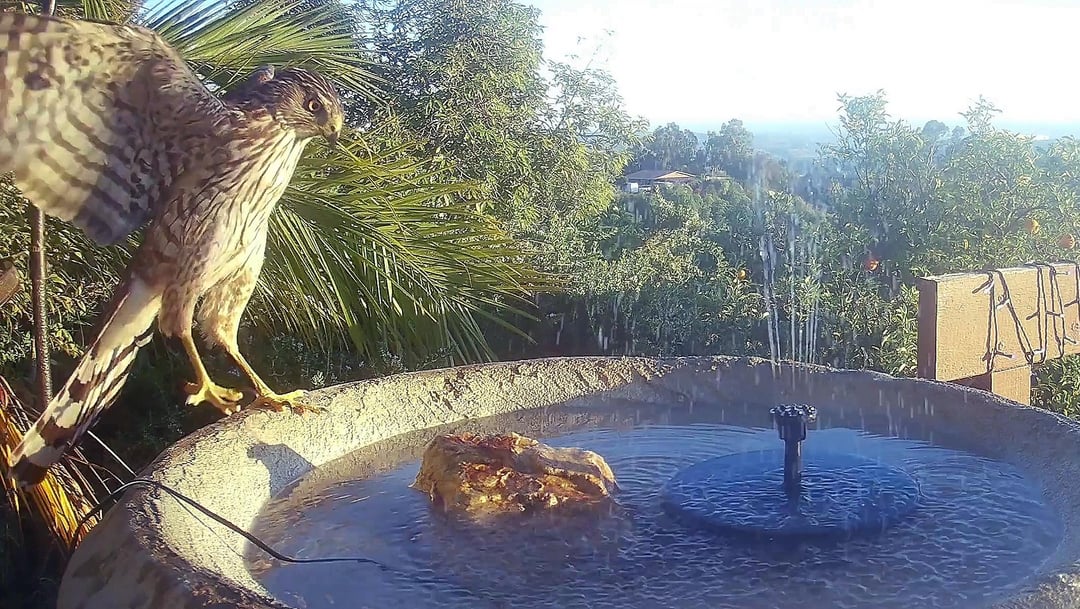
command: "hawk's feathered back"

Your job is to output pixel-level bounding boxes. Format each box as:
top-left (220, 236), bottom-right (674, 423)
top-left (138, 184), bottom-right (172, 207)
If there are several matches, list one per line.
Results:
top-left (0, 12), bottom-right (226, 244)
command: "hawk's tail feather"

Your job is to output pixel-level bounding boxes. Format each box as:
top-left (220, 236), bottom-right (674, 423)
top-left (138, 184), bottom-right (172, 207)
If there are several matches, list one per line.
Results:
top-left (9, 275), bottom-right (161, 486)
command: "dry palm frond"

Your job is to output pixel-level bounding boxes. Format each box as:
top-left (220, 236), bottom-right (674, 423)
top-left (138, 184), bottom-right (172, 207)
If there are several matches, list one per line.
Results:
top-left (0, 376), bottom-right (103, 552)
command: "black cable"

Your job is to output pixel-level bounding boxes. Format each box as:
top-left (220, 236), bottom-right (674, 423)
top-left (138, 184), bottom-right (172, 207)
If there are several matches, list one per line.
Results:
top-left (68, 478), bottom-right (479, 597)
top-left (1046, 263), bottom-right (1069, 355)
top-left (981, 270), bottom-right (1000, 372)
top-left (1047, 259), bottom-right (1080, 351)
top-left (981, 262), bottom-right (1080, 377)
top-left (70, 479), bottom-right (384, 565)
top-left (992, 268), bottom-right (1038, 366)
top-left (1071, 261), bottom-right (1080, 311)
top-left (1024, 261), bottom-right (1049, 364)
top-left (1020, 260), bottom-right (1077, 360)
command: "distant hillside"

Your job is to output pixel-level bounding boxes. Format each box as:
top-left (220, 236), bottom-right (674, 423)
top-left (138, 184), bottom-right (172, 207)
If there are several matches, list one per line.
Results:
top-left (690, 121), bottom-right (1080, 163)
top-left (690, 123), bottom-right (835, 163)
top-left (746, 123), bottom-right (837, 162)
top-left (996, 122), bottom-right (1080, 139)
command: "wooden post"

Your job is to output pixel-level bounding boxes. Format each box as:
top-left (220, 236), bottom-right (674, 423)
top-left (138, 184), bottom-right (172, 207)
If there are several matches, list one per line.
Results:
top-left (916, 263), bottom-right (1080, 405)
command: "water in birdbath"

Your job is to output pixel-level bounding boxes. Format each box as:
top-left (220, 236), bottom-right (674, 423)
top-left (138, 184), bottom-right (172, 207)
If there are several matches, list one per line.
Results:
top-left (245, 399), bottom-right (1063, 609)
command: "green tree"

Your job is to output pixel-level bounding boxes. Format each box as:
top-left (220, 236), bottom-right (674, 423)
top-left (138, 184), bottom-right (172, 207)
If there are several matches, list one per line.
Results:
top-left (810, 91), bottom-right (1080, 379)
top-left (705, 119), bottom-right (754, 180)
top-left (354, 0), bottom-right (648, 240)
top-left (491, 53), bottom-right (648, 358)
top-left (523, 181), bottom-right (766, 359)
top-left (522, 58), bottom-right (646, 244)
top-left (921, 119), bottom-right (949, 143)
top-left (634, 122), bottom-right (701, 173)
top-left (355, 0), bottom-right (546, 222)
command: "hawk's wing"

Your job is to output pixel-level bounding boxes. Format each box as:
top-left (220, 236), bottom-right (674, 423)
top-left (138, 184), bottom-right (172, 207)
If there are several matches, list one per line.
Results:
top-left (0, 12), bottom-right (229, 245)
top-left (222, 64), bottom-right (275, 102)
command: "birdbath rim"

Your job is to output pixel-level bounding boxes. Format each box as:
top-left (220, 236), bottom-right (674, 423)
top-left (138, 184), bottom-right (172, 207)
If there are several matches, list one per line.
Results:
top-left (56, 355), bottom-right (1080, 609)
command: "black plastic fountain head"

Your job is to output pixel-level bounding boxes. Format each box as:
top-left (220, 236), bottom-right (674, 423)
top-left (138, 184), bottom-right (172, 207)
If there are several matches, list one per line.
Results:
top-left (769, 404), bottom-right (818, 497)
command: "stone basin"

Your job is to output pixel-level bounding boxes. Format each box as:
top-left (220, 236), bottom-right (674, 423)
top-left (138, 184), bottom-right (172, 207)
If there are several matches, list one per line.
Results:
top-left (57, 356), bottom-right (1080, 609)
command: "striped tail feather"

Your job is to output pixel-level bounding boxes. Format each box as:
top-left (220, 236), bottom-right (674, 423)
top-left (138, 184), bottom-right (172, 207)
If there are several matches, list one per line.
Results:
top-left (8, 275), bottom-right (161, 486)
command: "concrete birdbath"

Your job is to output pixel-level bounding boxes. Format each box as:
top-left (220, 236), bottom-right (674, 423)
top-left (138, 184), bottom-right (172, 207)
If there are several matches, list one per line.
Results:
top-left (57, 357), bottom-right (1080, 609)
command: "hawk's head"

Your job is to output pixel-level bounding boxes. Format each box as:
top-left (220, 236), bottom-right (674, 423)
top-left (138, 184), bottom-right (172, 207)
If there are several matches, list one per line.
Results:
top-left (231, 66), bottom-right (345, 147)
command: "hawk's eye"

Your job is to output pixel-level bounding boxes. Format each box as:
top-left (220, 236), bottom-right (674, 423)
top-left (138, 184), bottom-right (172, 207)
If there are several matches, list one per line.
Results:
top-left (305, 99), bottom-right (322, 113)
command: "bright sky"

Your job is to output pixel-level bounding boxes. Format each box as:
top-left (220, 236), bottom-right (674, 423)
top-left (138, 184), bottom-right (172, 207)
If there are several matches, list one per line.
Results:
top-left (525, 0), bottom-right (1080, 129)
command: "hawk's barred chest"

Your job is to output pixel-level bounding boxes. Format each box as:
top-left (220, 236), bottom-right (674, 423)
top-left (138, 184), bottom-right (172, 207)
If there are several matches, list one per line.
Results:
top-left (224, 114), bottom-right (308, 228)
top-left (158, 111), bottom-right (308, 274)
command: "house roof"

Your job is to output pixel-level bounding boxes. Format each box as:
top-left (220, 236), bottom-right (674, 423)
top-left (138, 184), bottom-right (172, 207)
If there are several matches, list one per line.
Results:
top-left (625, 169), bottom-right (695, 181)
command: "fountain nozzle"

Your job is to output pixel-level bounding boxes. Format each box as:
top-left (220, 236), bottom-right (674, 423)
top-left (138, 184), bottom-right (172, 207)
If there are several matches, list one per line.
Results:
top-left (770, 404), bottom-right (817, 498)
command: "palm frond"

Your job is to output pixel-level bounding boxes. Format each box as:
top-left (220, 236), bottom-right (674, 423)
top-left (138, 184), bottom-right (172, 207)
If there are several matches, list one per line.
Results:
top-left (142, 0), bottom-right (382, 101)
top-left (255, 135), bottom-right (555, 365)
top-left (1, 376), bottom-right (102, 551)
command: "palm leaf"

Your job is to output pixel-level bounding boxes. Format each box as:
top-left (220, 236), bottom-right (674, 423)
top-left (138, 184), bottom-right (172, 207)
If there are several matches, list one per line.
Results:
top-left (142, 0), bottom-right (382, 100)
top-left (255, 136), bottom-right (553, 364)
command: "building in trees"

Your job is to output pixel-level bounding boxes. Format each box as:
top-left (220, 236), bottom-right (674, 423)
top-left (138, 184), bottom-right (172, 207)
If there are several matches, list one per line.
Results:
top-left (623, 169), bottom-right (695, 192)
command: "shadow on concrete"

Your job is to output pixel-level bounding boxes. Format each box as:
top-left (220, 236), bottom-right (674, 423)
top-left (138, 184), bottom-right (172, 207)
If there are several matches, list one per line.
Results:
top-left (248, 443), bottom-right (315, 498)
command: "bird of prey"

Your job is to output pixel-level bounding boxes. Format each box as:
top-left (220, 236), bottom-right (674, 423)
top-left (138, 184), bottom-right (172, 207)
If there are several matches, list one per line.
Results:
top-left (0, 11), bottom-right (345, 486)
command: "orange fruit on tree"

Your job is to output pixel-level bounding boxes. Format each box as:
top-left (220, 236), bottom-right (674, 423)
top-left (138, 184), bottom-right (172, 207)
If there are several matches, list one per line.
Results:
top-left (1025, 217), bottom-right (1041, 235)
top-left (1060, 234), bottom-right (1076, 250)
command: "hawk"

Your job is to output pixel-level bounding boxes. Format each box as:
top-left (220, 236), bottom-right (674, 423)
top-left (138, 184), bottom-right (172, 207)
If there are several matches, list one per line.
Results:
top-left (0, 12), bottom-right (345, 486)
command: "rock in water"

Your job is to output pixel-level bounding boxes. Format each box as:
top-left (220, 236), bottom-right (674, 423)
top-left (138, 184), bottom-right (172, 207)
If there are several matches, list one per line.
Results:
top-left (412, 432), bottom-right (617, 519)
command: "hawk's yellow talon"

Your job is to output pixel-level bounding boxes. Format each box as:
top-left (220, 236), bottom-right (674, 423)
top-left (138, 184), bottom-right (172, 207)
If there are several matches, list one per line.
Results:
top-left (249, 390), bottom-right (319, 414)
top-left (183, 380), bottom-right (243, 414)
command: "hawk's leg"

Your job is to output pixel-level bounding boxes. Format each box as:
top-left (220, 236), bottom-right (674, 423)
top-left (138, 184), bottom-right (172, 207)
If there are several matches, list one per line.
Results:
top-left (222, 344), bottom-right (314, 414)
top-left (179, 332), bottom-right (244, 415)
top-left (198, 245), bottom-right (317, 415)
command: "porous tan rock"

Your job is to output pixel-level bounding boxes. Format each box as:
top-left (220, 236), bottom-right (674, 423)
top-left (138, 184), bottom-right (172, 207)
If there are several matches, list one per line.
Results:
top-left (411, 432), bottom-right (617, 518)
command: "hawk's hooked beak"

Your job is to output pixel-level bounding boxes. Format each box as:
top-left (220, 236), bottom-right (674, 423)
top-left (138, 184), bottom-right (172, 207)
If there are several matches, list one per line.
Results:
top-left (325, 116), bottom-right (343, 149)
